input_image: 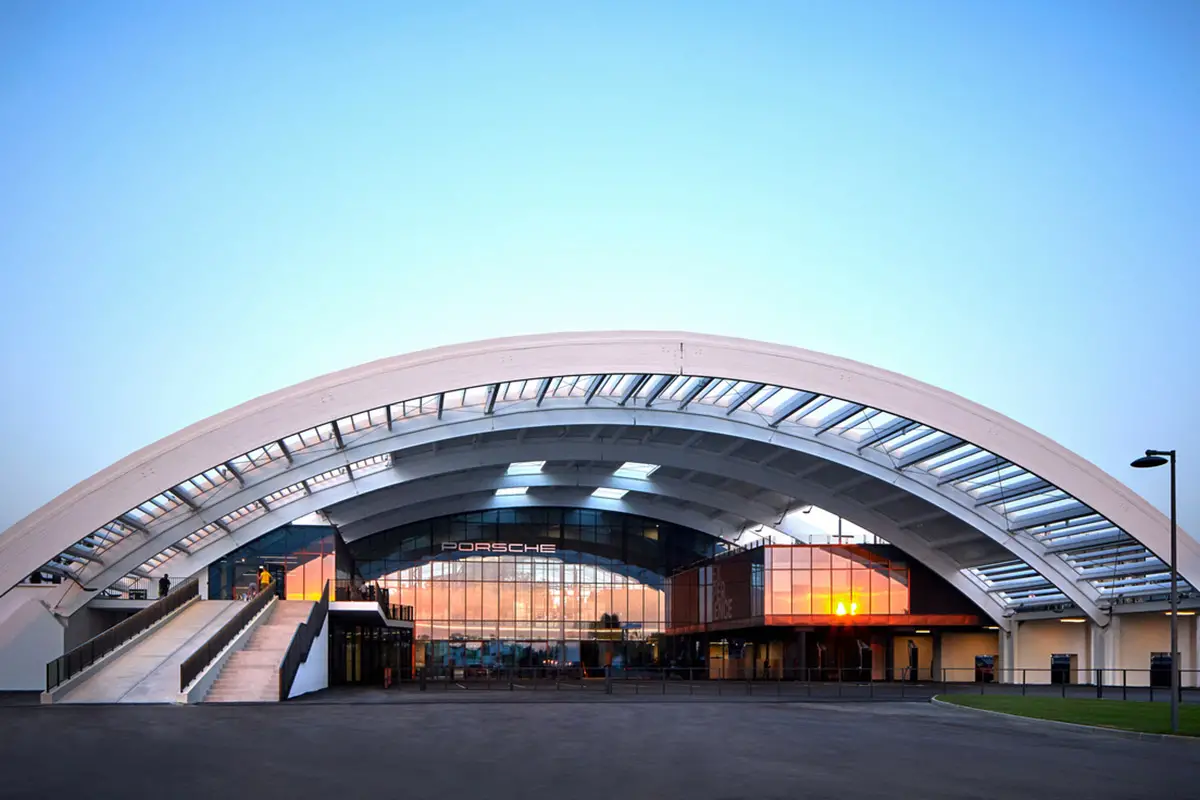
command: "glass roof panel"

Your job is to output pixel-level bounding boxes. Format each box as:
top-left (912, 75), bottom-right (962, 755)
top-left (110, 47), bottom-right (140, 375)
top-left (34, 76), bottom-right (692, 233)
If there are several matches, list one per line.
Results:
top-left (614, 462), bottom-right (659, 478)
top-left (221, 501), bottom-right (266, 530)
top-left (796, 398), bottom-right (853, 428)
top-left (349, 453), bottom-right (391, 478)
top-left (592, 487), bottom-right (628, 500)
top-left (697, 379), bottom-right (738, 406)
top-left (743, 384), bottom-right (781, 411)
top-left (840, 410), bottom-right (896, 443)
top-left (262, 482), bottom-right (309, 510)
top-left (307, 467), bottom-right (349, 492)
top-left (635, 374), bottom-right (673, 399)
top-left (662, 375), bottom-right (700, 402)
top-left (750, 387), bottom-right (798, 417)
top-left (876, 424), bottom-right (935, 452)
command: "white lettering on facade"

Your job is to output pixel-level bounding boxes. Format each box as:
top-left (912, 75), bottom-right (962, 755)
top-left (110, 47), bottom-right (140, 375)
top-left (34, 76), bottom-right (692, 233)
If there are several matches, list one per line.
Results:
top-left (440, 542), bottom-right (557, 554)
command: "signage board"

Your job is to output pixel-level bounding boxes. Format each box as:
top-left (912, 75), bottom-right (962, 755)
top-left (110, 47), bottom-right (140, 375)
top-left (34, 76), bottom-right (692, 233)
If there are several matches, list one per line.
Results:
top-left (441, 542), bottom-right (557, 554)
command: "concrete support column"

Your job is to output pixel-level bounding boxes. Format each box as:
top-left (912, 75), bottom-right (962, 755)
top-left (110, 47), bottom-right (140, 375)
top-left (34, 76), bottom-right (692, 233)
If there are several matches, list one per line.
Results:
top-left (931, 632), bottom-right (943, 683)
top-left (1189, 616), bottom-right (1200, 688)
top-left (1011, 622), bottom-right (1024, 684)
top-left (1090, 617), bottom-right (1119, 686)
top-left (1000, 627), bottom-right (1015, 683)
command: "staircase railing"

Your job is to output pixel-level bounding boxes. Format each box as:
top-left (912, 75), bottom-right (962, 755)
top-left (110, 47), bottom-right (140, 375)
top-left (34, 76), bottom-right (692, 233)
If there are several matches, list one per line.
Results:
top-left (46, 576), bottom-right (199, 692)
top-left (279, 580), bottom-right (330, 701)
top-left (179, 578), bottom-right (277, 693)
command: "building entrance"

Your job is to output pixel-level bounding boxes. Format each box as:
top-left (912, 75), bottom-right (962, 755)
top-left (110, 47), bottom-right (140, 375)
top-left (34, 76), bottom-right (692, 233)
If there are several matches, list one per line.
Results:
top-left (330, 620), bottom-right (412, 686)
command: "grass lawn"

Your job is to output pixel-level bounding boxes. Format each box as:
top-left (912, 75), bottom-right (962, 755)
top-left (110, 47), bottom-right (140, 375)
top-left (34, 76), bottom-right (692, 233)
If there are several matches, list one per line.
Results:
top-left (937, 695), bottom-right (1200, 736)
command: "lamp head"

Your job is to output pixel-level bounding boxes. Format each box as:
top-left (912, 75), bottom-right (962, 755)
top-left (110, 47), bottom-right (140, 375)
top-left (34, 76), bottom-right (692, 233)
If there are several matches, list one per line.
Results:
top-left (1131, 455), bottom-right (1169, 469)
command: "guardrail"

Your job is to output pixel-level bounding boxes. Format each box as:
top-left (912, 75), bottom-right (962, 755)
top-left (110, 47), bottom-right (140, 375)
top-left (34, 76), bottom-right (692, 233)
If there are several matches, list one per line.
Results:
top-left (398, 664), bottom-right (1200, 702)
top-left (279, 580), bottom-right (331, 701)
top-left (333, 579), bottom-right (412, 621)
top-left (179, 578), bottom-right (277, 692)
top-left (46, 576), bottom-right (199, 692)
top-left (938, 666), bottom-right (1199, 701)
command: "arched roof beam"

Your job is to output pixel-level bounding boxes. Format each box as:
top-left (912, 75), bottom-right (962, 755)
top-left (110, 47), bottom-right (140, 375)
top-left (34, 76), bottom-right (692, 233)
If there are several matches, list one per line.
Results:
top-left (59, 408), bottom-right (1081, 623)
top-left (97, 436), bottom-right (1014, 628)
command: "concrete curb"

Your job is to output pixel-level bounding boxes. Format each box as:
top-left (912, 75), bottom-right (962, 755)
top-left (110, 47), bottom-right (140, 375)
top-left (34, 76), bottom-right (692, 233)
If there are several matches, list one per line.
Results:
top-left (930, 696), bottom-right (1199, 743)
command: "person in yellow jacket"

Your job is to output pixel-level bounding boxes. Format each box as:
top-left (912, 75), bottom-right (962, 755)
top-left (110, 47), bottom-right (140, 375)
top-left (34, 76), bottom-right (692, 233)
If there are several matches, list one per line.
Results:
top-left (258, 567), bottom-right (272, 592)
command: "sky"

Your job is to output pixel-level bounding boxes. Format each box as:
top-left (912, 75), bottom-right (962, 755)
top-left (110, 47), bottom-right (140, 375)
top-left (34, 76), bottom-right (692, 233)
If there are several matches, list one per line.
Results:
top-left (1, 1), bottom-right (1197, 542)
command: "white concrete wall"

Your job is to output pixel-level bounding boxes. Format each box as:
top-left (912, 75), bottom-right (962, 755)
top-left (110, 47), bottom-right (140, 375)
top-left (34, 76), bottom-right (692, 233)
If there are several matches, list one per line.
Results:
top-left (1113, 612), bottom-right (1198, 687)
top-left (0, 588), bottom-right (65, 691)
top-left (287, 614), bottom-right (328, 699)
top-left (940, 632), bottom-right (1000, 681)
top-left (892, 634), bottom-right (933, 680)
top-left (1014, 619), bottom-right (1089, 684)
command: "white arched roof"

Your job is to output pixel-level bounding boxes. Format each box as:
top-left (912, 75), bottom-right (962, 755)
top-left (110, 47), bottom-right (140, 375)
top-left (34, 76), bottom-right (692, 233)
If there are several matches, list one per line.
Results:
top-left (1, 331), bottom-right (1193, 627)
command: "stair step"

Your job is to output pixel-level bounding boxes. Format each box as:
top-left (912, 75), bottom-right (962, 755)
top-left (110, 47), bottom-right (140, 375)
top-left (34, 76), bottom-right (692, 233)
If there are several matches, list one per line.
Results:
top-left (202, 601), bottom-right (315, 703)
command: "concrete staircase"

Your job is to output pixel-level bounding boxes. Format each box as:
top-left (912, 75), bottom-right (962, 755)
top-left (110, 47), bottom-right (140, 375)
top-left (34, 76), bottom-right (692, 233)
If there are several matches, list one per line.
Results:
top-left (204, 600), bottom-right (313, 703)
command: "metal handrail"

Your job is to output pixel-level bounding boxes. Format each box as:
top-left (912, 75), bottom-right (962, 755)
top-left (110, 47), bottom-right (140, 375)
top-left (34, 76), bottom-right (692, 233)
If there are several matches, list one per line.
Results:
top-left (279, 580), bottom-right (330, 701)
top-left (179, 578), bottom-right (277, 692)
top-left (332, 579), bottom-right (413, 621)
top-left (46, 576), bottom-right (199, 692)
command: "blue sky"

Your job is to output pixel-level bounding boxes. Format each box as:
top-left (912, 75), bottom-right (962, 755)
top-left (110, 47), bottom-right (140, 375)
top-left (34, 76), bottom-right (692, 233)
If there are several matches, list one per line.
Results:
top-left (1, 1), bottom-right (1196, 539)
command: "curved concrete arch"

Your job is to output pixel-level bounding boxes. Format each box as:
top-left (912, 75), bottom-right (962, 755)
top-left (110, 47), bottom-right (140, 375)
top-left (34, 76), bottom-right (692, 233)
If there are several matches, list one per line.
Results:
top-left (1, 332), bottom-right (1189, 625)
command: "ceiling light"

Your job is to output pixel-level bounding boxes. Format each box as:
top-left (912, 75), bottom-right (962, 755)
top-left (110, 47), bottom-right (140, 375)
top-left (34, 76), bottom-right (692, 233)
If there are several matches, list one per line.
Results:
top-left (1059, 617), bottom-right (1087, 623)
top-left (614, 462), bottom-right (659, 479)
top-left (506, 461), bottom-right (545, 475)
top-left (495, 487), bottom-right (528, 497)
top-left (914, 629), bottom-right (931, 634)
top-left (592, 487), bottom-right (628, 500)
top-left (1165, 610), bottom-right (1197, 616)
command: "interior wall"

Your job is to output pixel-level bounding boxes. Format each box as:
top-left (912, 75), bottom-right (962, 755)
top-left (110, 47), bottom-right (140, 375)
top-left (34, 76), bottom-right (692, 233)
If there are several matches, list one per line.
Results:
top-left (939, 632), bottom-right (1000, 681)
top-left (1014, 620), bottom-right (1088, 683)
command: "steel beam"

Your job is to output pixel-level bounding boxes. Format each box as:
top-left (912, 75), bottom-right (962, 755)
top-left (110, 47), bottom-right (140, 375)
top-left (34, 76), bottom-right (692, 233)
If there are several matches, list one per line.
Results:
top-left (769, 392), bottom-right (819, 427)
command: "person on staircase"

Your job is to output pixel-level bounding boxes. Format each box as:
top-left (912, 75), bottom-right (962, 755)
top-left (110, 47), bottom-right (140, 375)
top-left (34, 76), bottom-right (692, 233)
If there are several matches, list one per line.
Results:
top-left (159, 574), bottom-right (170, 599)
top-left (258, 566), bottom-right (273, 596)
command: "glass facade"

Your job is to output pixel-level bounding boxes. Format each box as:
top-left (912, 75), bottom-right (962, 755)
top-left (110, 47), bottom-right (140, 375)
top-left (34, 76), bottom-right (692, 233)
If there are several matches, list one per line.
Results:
top-left (765, 545), bottom-right (910, 617)
top-left (346, 508), bottom-right (724, 672)
top-left (396, 555), bottom-right (664, 642)
top-left (667, 544), bottom-right (911, 632)
top-left (207, 523), bottom-right (338, 601)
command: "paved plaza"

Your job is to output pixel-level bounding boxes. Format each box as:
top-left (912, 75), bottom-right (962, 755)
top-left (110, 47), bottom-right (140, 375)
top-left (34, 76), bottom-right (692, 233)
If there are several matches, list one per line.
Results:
top-left (1, 697), bottom-right (1196, 799)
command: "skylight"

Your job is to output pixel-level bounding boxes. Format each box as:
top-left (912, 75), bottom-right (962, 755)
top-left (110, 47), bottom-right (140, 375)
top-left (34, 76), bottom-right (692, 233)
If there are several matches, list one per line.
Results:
top-left (506, 461), bottom-right (545, 475)
top-left (614, 462), bottom-right (659, 479)
top-left (592, 487), bottom-right (629, 500)
top-left (496, 487), bottom-right (528, 496)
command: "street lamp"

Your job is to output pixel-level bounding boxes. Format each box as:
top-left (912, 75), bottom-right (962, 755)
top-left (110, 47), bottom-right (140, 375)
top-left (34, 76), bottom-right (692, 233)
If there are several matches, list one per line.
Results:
top-left (1130, 448), bottom-right (1178, 733)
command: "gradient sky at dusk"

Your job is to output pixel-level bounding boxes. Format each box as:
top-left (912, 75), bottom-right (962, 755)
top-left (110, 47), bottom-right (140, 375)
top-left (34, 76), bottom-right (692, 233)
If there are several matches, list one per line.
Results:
top-left (1, 1), bottom-right (1197, 538)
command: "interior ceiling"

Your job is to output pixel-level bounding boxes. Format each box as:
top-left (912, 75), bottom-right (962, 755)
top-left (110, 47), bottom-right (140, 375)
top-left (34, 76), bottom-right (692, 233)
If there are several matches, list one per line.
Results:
top-left (321, 427), bottom-right (1012, 570)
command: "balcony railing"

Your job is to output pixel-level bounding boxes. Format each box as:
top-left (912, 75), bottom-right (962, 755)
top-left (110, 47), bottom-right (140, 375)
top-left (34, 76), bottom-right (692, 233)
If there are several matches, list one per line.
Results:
top-left (334, 579), bottom-right (413, 621)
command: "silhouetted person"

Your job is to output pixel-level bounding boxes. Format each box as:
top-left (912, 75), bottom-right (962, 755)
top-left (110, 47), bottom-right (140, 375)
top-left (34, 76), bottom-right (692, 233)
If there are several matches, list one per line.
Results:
top-left (159, 574), bottom-right (170, 598)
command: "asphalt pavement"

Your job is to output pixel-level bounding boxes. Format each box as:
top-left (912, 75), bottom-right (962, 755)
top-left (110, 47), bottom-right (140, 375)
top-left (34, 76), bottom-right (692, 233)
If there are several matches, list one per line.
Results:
top-left (1, 697), bottom-right (1195, 799)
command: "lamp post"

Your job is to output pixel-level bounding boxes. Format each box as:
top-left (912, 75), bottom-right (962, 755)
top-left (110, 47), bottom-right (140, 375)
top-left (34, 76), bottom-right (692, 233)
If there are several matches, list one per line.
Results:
top-left (1130, 449), bottom-right (1178, 734)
